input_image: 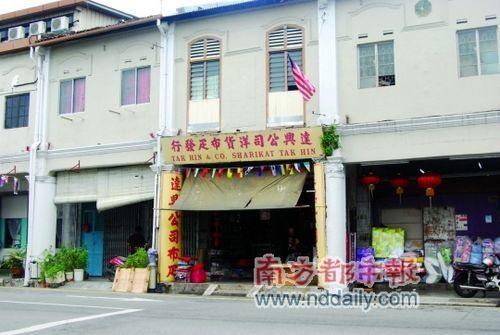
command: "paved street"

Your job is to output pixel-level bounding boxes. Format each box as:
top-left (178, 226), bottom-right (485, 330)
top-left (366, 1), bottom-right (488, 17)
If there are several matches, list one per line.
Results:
top-left (0, 287), bottom-right (499, 335)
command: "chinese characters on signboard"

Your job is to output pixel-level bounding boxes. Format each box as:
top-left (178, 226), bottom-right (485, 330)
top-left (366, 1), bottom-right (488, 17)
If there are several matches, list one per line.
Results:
top-left (162, 127), bottom-right (324, 165)
top-left (159, 172), bottom-right (183, 282)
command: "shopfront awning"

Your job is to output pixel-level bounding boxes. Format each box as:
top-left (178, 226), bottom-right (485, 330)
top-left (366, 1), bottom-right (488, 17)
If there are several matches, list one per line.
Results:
top-left (171, 172), bottom-right (307, 211)
top-left (54, 170), bottom-right (98, 204)
top-left (55, 166), bottom-right (154, 211)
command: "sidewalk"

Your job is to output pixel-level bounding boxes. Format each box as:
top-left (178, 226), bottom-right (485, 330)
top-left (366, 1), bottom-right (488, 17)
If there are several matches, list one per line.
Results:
top-left (2, 275), bottom-right (499, 307)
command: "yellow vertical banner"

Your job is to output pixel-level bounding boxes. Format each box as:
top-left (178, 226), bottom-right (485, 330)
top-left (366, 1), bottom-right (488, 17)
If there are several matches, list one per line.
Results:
top-left (159, 171), bottom-right (183, 283)
top-left (314, 162), bottom-right (327, 288)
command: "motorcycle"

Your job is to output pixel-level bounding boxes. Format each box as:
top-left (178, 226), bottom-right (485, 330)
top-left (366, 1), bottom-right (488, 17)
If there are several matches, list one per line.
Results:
top-left (452, 256), bottom-right (500, 298)
top-left (105, 255), bottom-right (127, 281)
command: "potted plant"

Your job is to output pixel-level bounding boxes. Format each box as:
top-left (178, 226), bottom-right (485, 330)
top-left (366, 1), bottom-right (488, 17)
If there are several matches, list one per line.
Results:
top-left (40, 251), bottom-right (65, 286)
top-left (123, 248), bottom-right (149, 269)
top-left (58, 246), bottom-right (75, 281)
top-left (0, 260), bottom-right (10, 277)
top-left (73, 247), bottom-right (88, 282)
top-left (4, 249), bottom-right (26, 278)
top-left (113, 248), bottom-right (151, 293)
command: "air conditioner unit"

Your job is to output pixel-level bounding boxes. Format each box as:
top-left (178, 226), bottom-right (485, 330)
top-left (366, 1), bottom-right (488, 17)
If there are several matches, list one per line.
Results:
top-left (8, 26), bottom-right (25, 41)
top-left (51, 16), bottom-right (69, 32)
top-left (29, 21), bottom-right (47, 36)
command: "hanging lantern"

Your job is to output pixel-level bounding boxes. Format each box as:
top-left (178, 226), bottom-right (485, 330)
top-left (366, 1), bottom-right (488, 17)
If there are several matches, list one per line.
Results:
top-left (361, 173), bottom-right (381, 197)
top-left (389, 176), bottom-right (409, 204)
top-left (417, 172), bottom-right (442, 207)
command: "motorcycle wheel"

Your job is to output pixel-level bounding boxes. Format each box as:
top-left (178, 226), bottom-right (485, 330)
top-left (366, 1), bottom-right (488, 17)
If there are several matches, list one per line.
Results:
top-left (453, 272), bottom-right (478, 298)
top-left (105, 265), bottom-right (116, 282)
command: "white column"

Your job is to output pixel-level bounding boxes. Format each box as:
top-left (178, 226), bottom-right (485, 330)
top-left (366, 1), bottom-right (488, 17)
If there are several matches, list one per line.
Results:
top-left (324, 155), bottom-right (347, 291)
top-left (318, 0), bottom-right (347, 290)
top-left (318, 0), bottom-right (338, 125)
top-left (30, 175), bottom-right (57, 257)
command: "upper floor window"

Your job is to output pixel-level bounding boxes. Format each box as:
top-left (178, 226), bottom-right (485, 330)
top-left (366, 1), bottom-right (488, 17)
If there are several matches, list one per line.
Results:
top-left (358, 41), bottom-right (395, 89)
top-left (189, 38), bottom-right (220, 100)
top-left (60, 78), bottom-right (85, 114)
top-left (121, 66), bottom-right (151, 105)
top-left (268, 25), bottom-right (303, 92)
top-left (5, 93), bottom-right (29, 129)
top-left (458, 26), bottom-right (499, 77)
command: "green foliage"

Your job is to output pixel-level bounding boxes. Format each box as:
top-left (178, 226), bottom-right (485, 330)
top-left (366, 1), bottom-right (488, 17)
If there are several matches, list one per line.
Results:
top-left (4, 249), bottom-right (26, 269)
top-left (57, 246), bottom-right (74, 272)
top-left (321, 124), bottom-right (340, 156)
top-left (123, 248), bottom-right (149, 268)
top-left (40, 250), bottom-right (60, 280)
top-left (73, 247), bottom-right (88, 269)
top-left (40, 247), bottom-right (88, 280)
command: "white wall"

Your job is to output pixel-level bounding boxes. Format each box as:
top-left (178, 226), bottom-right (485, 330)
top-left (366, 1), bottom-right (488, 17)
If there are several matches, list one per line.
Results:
top-left (336, 0), bottom-right (500, 124)
top-left (0, 52), bottom-right (36, 164)
top-left (46, 27), bottom-right (160, 156)
top-left (1, 195), bottom-right (28, 219)
top-left (173, 1), bottom-right (320, 133)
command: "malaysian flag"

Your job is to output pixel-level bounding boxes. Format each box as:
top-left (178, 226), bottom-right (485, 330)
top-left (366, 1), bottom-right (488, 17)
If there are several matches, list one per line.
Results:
top-left (288, 54), bottom-right (316, 101)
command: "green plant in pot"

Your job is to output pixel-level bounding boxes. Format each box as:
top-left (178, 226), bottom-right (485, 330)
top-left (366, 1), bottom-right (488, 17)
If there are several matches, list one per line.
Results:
top-left (73, 247), bottom-right (88, 282)
top-left (40, 250), bottom-right (65, 285)
top-left (57, 246), bottom-right (75, 281)
top-left (0, 260), bottom-right (10, 276)
top-left (123, 248), bottom-right (149, 269)
top-left (4, 249), bottom-right (26, 278)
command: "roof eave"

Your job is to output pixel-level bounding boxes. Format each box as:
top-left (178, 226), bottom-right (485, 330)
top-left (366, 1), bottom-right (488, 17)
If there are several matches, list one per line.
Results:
top-left (29, 16), bottom-right (160, 48)
top-left (163, 0), bottom-right (310, 23)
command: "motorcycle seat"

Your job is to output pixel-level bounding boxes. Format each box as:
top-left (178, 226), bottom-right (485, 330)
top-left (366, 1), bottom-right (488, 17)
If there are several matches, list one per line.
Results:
top-left (454, 262), bottom-right (486, 269)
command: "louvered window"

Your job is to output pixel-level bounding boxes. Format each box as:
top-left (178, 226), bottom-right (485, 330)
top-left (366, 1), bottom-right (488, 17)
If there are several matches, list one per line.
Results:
top-left (189, 38), bottom-right (220, 100)
top-left (268, 26), bottom-right (303, 92)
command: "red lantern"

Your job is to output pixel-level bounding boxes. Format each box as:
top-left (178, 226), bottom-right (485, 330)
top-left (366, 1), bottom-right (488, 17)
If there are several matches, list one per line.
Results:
top-left (389, 176), bottom-right (409, 203)
top-left (417, 172), bottom-right (442, 207)
top-left (361, 173), bottom-right (380, 197)
top-left (82, 223), bottom-right (90, 232)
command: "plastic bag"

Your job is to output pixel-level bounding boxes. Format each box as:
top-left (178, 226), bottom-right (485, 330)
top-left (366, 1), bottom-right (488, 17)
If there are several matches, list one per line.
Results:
top-left (482, 238), bottom-right (495, 260)
top-left (453, 236), bottom-right (472, 263)
top-left (470, 242), bottom-right (483, 264)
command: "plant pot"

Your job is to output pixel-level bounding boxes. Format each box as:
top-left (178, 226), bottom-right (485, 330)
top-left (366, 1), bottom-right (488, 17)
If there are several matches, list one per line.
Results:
top-left (74, 269), bottom-right (84, 282)
top-left (46, 271), bottom-right (65, 284)
top-left (10, 266), bottom-right (24, 278)
top-left (65, 271), bottom-right (74, 281)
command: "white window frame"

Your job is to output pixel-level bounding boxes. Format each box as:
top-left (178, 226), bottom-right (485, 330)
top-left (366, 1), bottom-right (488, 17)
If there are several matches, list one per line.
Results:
top-left (457, 26), bottom-right (500, 77)
top-left (120, 66), bottom-right (151, 106)
top-left (357, 40), bottom-right (395, 89)
top-left (188, 38), bottom-right (221, 101)
top-left (59, 77), bottom-right (85, 114)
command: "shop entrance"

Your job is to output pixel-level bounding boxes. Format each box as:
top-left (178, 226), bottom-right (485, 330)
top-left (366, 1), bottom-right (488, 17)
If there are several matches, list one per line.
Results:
top-left (179, 172), bottom-right (316, 282)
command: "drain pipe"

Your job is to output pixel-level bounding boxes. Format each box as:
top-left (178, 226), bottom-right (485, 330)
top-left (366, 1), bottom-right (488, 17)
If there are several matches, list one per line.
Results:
top-left (24, 46), bottom-right (44, 286)
top-left (153, 18), bottom-right (170, 250)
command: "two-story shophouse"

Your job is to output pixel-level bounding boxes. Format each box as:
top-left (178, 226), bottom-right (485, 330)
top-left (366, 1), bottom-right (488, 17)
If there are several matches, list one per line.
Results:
top-left (156, 0), bottom-right (347, 287)
top-left (328, 0), bottom-right (500, 272)
top-left (0, 0), bottom-right (164, 282)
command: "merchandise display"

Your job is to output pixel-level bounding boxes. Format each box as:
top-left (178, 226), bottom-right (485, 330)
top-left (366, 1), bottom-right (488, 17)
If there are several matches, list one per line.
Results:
top-left (372, 227), bottom-right (405, 258)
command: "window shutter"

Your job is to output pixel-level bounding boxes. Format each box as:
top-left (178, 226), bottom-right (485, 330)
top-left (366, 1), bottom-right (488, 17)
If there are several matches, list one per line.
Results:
top-left (190, 38), bottom-right (220, 60)
top-left (269, 27), bottom-right (285, 48)
top-left (286, 27), bottom-right (302, 47)
top-left (190, 40), bottom-right (205, 60)
top-left (269, 26), bottom-right (303, 49)
top-left (190, 62), bottom-right (205, 100)
top-left (206, 38), bottom-right (221, 58)
top-left (269, 52), bottom-right (285, 91)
